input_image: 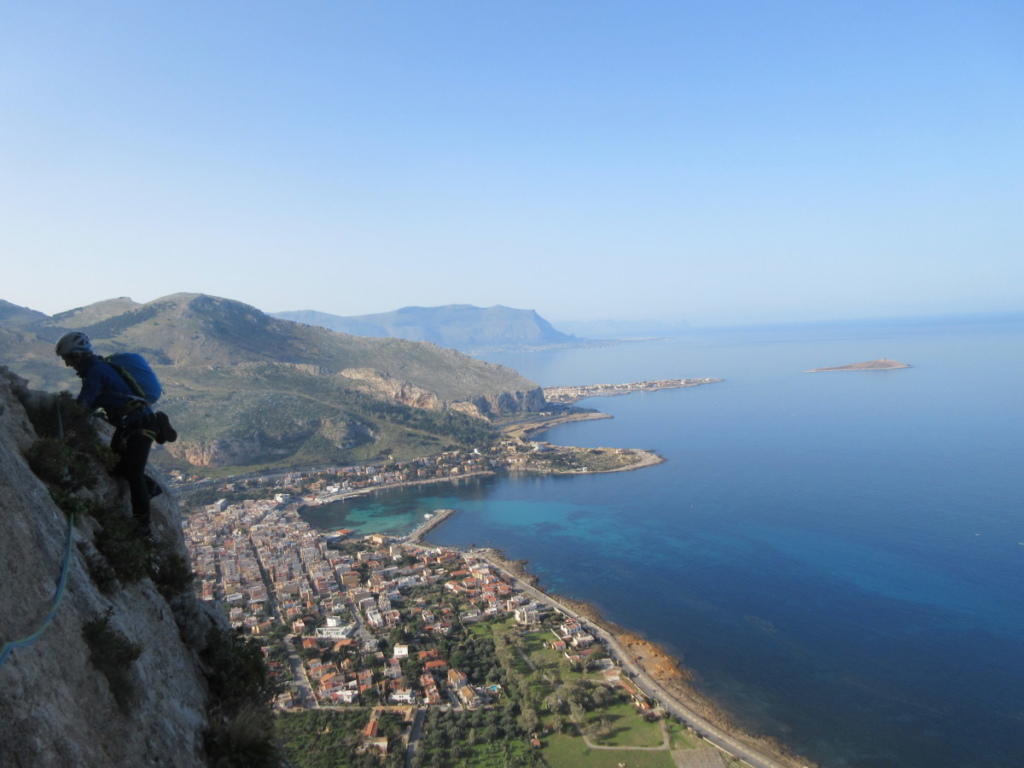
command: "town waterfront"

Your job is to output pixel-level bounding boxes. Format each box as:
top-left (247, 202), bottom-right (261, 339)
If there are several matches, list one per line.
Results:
top-left (303, 314), bottom-right (1024, 768)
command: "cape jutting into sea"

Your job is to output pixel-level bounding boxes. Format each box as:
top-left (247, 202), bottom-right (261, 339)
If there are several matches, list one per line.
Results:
top-left (301, 313), bottom-right (1024, 768)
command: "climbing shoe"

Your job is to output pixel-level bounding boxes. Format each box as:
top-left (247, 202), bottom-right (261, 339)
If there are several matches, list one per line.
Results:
top-left (155, 411), bottom-right (177, 444)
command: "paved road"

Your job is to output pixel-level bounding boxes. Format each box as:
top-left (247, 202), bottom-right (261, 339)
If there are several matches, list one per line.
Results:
top-left (404, 707), bottom-right (426, 768)
top-left (283, 634), bottom-right (319, 709)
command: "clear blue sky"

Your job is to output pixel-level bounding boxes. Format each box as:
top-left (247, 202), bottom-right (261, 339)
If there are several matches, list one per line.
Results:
top-left (2, 1), bottom-right (1021, 326)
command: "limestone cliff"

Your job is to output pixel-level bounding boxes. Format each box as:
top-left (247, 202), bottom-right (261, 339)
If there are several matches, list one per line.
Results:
top-left (0, 368), bottom-right (265, 767)
top-left (337, 368), bottom-right (443, 410)
top-left (337, 367), bottom-right (546, 417)
top-left (462, 387), bottom-right (548, 417)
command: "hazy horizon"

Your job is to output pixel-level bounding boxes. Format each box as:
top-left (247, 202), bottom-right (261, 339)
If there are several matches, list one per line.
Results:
top-left (7, 290), bottom-right (1021, 337)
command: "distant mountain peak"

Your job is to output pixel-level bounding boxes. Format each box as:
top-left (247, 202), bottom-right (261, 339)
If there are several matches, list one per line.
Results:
top-left (0, 299), bottom-right (49, 328)
top-left (50, 296), bottom-right (142, 328)
top-left (273, 304), bottom-right (589, 353)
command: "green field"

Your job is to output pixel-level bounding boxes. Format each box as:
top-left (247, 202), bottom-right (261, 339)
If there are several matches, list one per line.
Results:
top-left (505, 626), bottom-right (707, 767)
top-left (538, 732), bottom-right (677, 768)
top-left (584, 701), bottom-right (664, 748)
top-left (280, 612), bottom-right (715, 768)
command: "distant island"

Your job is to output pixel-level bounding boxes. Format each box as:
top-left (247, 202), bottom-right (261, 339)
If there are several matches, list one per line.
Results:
top-left (806, 358), bottom-right (911, 372)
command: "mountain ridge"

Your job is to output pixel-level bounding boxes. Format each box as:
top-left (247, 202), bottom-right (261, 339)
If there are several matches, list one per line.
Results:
top-left (273, 303), bottom-right (595, 353)
top-left (0, 294), bottom-right (547, 473)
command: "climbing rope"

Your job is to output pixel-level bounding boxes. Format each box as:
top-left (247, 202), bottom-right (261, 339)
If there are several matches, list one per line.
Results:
top-left (0, 510), bottom-right (75, 668)
top-left (0, 401), bottom-right (77, 669)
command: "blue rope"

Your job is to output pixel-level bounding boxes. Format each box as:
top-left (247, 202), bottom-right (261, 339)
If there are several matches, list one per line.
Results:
top-left (0, 401), bottom-right (76, 669)
top-left (0, 511), bottom-right (75, 668)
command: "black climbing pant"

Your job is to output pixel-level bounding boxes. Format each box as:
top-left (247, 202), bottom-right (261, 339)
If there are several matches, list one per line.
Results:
top-left (112, 414), bottom-right (156, 538)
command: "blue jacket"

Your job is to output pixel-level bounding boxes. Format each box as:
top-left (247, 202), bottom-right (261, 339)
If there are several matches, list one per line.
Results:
top-left (75, 355), bottom-right (153, 425)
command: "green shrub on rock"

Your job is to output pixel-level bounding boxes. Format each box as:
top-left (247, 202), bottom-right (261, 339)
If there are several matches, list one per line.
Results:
top-left (82, 609), bottom-right (141, 713)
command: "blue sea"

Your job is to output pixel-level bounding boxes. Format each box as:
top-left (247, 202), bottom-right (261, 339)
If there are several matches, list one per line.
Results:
top-left (301, 314), bottom-right (1024, 768)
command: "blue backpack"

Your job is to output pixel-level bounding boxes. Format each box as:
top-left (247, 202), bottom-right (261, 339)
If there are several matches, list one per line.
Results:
top-left (105, 353), bottom-right (162, 405)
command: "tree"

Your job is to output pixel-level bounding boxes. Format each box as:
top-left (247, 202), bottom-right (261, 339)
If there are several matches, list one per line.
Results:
top-left (549, 713), bottom-right (564, 734)
top-left (592, 684), bottom-right (615, 708)
top-left (569, 701), bottom-right (587, 724)
top-left (543, 691), bottom-right (565, 713)
top-left (517, 707), bottom-right (539, 735)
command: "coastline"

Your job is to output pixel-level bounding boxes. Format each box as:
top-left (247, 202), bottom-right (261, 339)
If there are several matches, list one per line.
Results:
top-left (543, 377), bottom-right (724, 405)
top-left (310, 449), bottom-right (662, 509)
top-left (506, 447), bottom-right (666, 476)
top-left (433, 533), bottom-right (817, 768)
top-left (597, 447), bottom-right (664, 473)
top-left (501, 410), bottom-right (667, 473)
top-left (311, 470), bottom-right (497, 505)
top-left (310, 431), bottom-right (664, 508)
top-left (501, 410), bottom-right (612, 441)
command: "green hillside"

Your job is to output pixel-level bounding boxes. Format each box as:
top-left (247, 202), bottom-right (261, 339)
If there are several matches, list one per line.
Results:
top-left (1, 293), bottom-right (546, 475)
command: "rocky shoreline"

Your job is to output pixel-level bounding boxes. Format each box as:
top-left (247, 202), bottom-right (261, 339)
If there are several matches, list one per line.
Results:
top-left (501, 411), bottom-right (667, 473)
top-left (468, 543), bottom-right (817, 768)
top-left (500, 410), bottom-right (612, 441)
top-left (601, 448), bottom-right (664, 472)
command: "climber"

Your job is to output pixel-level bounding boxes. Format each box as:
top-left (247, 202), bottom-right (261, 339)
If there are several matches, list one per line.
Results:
top-left (55, 331), bottom-right (161, 540)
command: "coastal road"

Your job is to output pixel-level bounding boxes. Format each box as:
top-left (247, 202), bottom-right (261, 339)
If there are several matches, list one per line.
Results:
top-left (472, 549), bottom-right (800, 768)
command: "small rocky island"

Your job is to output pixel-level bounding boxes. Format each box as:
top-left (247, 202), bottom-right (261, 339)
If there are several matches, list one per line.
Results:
top-left (806, 358), bottom-right (911, 372)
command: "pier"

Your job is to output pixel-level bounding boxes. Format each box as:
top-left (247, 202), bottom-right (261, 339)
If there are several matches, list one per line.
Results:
top-left (404, 508), bottom-right (457, 545)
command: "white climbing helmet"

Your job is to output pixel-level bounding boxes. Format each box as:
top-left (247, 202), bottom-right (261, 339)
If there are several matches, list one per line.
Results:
top-left (55, 331), bottom-right (93, 357)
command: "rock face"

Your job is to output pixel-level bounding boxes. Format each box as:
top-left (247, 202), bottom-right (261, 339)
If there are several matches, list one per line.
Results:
top-left (0, 368), bottom-right (222, 767)
top-left (175, 432), bottom-right (315, 468)
top-left (339, 368), bottom-right (443, 410)
top-left (339, 367), bottom-right (546, 417)
top-left (463, 387), bottom-right (548, 417)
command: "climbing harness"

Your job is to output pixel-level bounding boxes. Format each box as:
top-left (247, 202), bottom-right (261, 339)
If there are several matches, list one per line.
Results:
top-left (0, 402), bottom-right (77, 669)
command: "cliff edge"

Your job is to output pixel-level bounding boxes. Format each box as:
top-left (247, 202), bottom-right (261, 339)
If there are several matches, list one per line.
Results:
top-left (0, 367), bottom-right (267, 767)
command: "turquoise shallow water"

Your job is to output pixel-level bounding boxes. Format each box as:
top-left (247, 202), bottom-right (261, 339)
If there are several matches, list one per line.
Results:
top-left (302, 316), bottom-right (1024, 768)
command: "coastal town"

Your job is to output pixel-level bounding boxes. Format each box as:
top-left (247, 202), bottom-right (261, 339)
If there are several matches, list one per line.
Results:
top-left (173, 428), bottom-right (663, 506)
top-left (175, 375), bottom-right (806, 768)
top-left (182, 473), bottom-right (803, 768)
top-left (543, 378), bottom-right (722, 404)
